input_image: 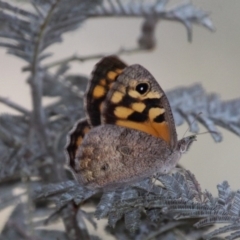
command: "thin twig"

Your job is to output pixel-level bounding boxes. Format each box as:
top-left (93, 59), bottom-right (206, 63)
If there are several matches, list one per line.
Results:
top-left (7, 221), bottom-right (41, 240)
top-left (30, 0), bottom-right (44, 19)
top-left (42, 46), bottom-right (144, 70)
top-left (30, 1), bottom-right (60, 150)
top-left (0, 96), bottom-right (30, 115)
top-left (146, 221), bottom-right (188, 240)
top-left (62, 204), bottom-right (91, 240)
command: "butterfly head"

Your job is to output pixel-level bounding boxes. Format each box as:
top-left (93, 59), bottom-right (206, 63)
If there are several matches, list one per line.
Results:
top-left (177, 135), bottom-right (197, 154)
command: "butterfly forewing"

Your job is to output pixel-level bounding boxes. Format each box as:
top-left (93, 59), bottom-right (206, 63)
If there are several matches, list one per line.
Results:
top-left (102, 64), bottom-right (178, 149)
top-left (85, 56), bottom-right (127, 126)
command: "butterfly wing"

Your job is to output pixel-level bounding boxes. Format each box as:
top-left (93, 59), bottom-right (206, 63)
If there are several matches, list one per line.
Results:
top-left (102, 64), bottom-right (178, 149)
top-left (74, 124), bottom-right (178, 189)
top-left (65, 118), bottom-right (91, 170)
top-left (67, 56), bottom-right (126, 171)
top-left (85, 56), bottom-right (127, 126)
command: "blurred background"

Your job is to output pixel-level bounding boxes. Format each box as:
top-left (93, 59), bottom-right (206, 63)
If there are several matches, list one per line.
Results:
top-left (0, 0), bottom-right (240, 236)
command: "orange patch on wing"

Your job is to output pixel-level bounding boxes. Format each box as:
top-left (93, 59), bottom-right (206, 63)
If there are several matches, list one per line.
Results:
top-left (152, 122), bottom-right (171, 144)
top-left (107, 71), bottom-right (118, 80)
top-left (83, 126), bottom-right (90, 135)
top-left (116, 120), bottom-right (171, 144)
top-left (111, 91), bottom-right (124, 104)
top-left (93, 85), bottom-right (106, 98)
top-left (128, 89), bottom-right (162, 99)
top-left (128, 89), bottom-right (140, 99)
top-left (114, 106), bottom-right (134, 119)
top-left (115, 68), bottom-right (123, 74)
top-left (149, 108), bottom-right (165, 121)
top-left (76, 136), bottom-right (83, 148)
top-left (131, 102), bottom-right (146, 113)
top-left (116, 120), bottom-right (158, 137)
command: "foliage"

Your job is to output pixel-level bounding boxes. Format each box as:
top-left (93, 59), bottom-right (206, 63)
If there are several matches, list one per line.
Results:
top-left (0, 0), bottom-right (240, 239)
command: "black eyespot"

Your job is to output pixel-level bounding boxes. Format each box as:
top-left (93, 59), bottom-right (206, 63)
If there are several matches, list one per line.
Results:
top-left (135, 83), bottom-right (149, 95)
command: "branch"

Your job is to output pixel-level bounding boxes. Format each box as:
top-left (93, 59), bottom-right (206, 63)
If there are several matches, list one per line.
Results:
top-left (41, 47), bottom-right (143, 70)
top-left (61, 204), bottom-right (91, 240)
top-left (0, 97), bottom-right (30, 115)
top-left (30, 1), bottom-right (60, 150)
top-left (167, 84), bottom-right (240, 142)
top-left (90, 1), bottom-right (214, 42)
top-left (7, 221), bottom-right (41, 240)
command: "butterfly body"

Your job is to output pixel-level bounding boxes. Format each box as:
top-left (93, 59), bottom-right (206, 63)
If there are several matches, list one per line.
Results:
top-left (66, 56), bottom-right (196, 190)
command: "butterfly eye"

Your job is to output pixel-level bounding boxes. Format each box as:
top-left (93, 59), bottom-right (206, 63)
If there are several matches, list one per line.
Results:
top-left (135, 82), bottom-right (150, 95)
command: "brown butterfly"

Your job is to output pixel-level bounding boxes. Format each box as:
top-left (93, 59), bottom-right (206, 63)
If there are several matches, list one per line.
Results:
top-left (66, 56), bottom-right (196, 190)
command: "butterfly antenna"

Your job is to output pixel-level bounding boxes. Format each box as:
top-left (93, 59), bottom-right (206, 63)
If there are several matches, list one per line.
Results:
top-left (182, 111), bottom-right (220, 138)
top-left (182, 112), bottom-right (203, 138)
top-left (196, 130), bottom-right (220, 136)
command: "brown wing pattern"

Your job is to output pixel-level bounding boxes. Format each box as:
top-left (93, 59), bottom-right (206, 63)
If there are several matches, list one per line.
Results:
top-left (85, 56), bottom-right (127, 126)
top-left (102, 64), bottom-right (177, 149)
top-left (66, 118), bottom-right (90, 169)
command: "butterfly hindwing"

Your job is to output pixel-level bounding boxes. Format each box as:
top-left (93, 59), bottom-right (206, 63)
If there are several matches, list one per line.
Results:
top-left (102, 63), bottom-right (177, 148)
top-left (85, 56), bottom-right (127, 126)
top-left (66, 118), bottom-right (91, 170)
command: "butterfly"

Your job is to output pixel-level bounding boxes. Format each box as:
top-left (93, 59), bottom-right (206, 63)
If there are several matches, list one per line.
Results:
top-left (66, 56), bottom-right (196, 190)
